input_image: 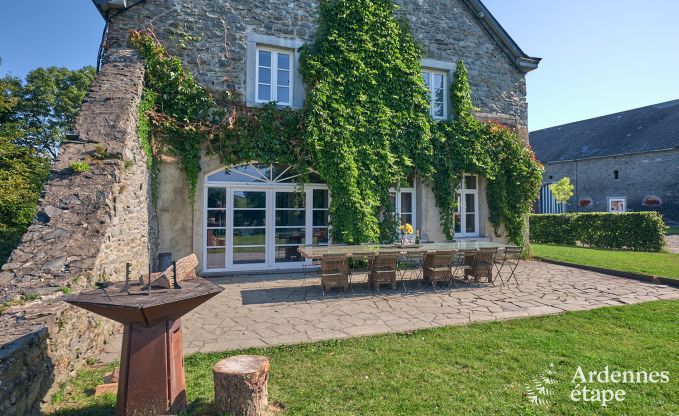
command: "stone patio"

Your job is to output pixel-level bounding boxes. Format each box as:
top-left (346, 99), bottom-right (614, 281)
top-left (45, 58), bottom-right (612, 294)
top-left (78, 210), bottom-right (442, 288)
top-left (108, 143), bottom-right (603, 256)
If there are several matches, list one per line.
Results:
top-left (101, 261), bottom-right (679, 359)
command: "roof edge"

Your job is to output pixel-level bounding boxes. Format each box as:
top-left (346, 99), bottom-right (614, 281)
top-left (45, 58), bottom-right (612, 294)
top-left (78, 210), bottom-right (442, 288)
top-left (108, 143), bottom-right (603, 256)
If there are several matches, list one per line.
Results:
top-left (460, 0), bottom-right (542, 73)
top-left (91, 0), bottom-right (542, 73)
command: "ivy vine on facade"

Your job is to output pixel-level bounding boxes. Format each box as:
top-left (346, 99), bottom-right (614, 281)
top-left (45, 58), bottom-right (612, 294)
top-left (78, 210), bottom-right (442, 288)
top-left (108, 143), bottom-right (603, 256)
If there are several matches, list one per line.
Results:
top-left (102, 0), bottom-right (541, 272)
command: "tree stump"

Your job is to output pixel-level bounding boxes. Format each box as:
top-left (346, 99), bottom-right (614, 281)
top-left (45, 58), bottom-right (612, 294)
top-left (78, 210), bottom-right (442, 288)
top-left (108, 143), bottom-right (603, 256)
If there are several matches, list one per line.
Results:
top-left (213, 355), bottom-right (270, 416)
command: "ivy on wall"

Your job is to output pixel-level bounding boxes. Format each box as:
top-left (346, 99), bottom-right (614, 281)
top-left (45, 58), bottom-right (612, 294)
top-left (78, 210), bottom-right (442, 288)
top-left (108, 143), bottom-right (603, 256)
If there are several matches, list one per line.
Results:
top-left (128, 0), bottom-right (542, 247)
top-left (300, 0), bottom-right (433, 243)
top-left (432, 61), bottom-right (543, 246)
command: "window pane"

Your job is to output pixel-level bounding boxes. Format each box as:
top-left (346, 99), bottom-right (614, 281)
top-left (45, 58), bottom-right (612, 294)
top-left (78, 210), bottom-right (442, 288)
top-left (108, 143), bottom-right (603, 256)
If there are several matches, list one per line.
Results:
top-left (276, 192), bottom-right (303, 209)
top-left (208, 188), bottom-right (226, 208)
top-left (465, 175), bottom-right (477, 190)
top-left (313, 210), bottom-right (328, 227)
top-left (277, 52), bottom-right (290, 70)
top-left (206, 248), bottom-right (225, 269)
top-left (466, 214), bottom-right (476, 233)
top-left (465, 194), bottom-right (476, 213)
top-left (401, 192), bottom-right (412, 213)
top-left (454, 213), bottom-right (461, 233)
top-left (234, 191), bottom-right (266, 208)
top-left (277, 69), bottom-right (290, 86)
top-left (207, 210), bottom-right (226, 227)
top-left (433, 102), bottom-right (444, 118)
top-left (276, 247), bottom-right (303, 263)
top-left (258, 66), bottom-right (271, 84)
top-left (206, 229), bottom-right (226, 247)
top-left (258, 50), bottom-right (271, 67)
top-left (257, 84), bottom-right (271, 101)
top-left (434, 88), bottom-right (444, 104)
top-left (313, 190), bottom-right (329, 209)
top-left (313, 228), bottom-right (329, 244)
top-left (276, 210), bottom-right (305, 227)
top-left (276, 86), bottom-right (290, 103)
top-left (233, 229), bottom-right (266, 246)
top-left (234, 210), bottom-right (266, 227)
top-left (401, 214), bottom-right (413, 227)
top-left (275, 228), bottom-right (305, 245)
top-left (233, 247), bottom-right (266, 264)
top-left (422, 71), bottom-right (431, 87)
top-left (434, 73), bottom-right (444, 90)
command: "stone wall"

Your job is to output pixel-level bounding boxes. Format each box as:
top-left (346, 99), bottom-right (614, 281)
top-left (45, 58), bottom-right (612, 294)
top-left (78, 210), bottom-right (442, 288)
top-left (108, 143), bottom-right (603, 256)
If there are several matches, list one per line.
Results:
top-left (542, 149), bottom-right (679, 222)
top-left (0, 51), bottom-right (155, 415)
top-left (104, 0), bottom-right (531, 265)
top-left (105, 0), bottom-right (529, 130)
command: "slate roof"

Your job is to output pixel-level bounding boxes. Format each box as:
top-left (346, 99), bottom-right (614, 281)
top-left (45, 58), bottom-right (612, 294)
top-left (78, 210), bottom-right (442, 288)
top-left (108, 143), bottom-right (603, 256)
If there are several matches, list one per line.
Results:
top-left (530, 99), bottom-right (679, 163)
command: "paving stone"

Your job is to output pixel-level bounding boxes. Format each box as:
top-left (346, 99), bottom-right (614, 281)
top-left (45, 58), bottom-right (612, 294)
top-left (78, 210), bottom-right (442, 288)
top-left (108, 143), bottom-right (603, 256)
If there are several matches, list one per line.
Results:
top-left (97, 261), bottom-right (679, 361)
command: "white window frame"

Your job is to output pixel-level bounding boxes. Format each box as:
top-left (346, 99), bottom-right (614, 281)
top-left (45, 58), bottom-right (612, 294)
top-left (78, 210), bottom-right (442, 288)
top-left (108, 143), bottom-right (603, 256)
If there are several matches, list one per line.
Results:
top-left (422, 69), bottom-right (448, 120)
top-left (607, 197), bottom-right (627, 213)
top-left (255, 46), bottom-right (293, 106)
top-left (455, 174), bottom-right (479, 238)
top-left (203, 167), bottom-right (330, 272)
top-left (389, 187), bottom-right (417, 236)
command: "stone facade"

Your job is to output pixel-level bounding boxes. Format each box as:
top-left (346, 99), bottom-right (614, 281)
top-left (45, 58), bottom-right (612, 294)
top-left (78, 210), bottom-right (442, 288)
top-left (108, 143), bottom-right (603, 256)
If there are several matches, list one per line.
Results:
top-left (101, 0), bottom-right (534, 267)
top-left (0, 53), bottom-right (156, 414)
top-left (540, 149), bottom-right (679, 222)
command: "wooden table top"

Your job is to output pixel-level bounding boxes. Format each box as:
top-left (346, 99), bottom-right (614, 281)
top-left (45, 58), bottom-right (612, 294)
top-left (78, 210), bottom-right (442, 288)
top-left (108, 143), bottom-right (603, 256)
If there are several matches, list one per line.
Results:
top-left (297, 241), bottom-right (511, 260)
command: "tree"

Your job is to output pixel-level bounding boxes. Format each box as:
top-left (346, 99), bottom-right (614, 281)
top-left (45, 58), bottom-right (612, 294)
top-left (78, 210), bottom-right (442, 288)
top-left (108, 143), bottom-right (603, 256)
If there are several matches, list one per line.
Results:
top-left (0, 65), bottom-right (95, 159)
top-left (549, 177), bottom-right (574, 204)
top-left (0, 61), bottom-right (95, 264)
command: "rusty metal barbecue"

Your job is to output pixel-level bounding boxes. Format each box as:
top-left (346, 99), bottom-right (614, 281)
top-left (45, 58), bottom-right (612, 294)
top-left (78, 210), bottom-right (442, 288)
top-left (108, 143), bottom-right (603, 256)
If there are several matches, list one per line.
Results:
top-left (67, 257), bottom-right (222, 416)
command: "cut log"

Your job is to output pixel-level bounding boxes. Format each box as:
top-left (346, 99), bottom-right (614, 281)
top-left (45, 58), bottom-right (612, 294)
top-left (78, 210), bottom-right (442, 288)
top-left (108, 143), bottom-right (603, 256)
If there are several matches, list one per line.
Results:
top-left (213, 355), bottom-right (270, 416)
top-left (141, 254), bottom-right (200, 288)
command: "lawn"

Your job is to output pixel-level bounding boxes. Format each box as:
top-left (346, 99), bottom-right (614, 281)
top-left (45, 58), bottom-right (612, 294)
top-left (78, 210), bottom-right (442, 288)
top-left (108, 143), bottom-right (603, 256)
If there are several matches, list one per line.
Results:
top-left (533, 244), bottom-right (679, 279)
top-left (48, 300), bottom-right (679, 415)
top-left (667, 226), bottom-right (679, 236)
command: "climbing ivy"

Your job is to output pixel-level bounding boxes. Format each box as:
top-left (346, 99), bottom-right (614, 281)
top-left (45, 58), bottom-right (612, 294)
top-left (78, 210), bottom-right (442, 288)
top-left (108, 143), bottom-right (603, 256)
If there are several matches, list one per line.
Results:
top-left (300, 0), bottom-right (432, 243)
top-left (128, 0), bottom-right (542, 247)
top-left (431, 61), bottom-right (543, 245)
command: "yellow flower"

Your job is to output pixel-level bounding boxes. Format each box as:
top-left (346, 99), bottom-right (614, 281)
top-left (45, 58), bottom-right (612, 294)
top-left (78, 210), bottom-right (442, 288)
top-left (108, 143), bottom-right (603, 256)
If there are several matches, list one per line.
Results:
top-left (402, 223), bottom-right (414, 234)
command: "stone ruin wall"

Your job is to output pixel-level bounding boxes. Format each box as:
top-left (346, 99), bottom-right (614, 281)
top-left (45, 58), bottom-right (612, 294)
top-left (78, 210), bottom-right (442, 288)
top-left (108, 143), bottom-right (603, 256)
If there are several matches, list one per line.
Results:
top-left (0, 51), bottom-right (156, 415)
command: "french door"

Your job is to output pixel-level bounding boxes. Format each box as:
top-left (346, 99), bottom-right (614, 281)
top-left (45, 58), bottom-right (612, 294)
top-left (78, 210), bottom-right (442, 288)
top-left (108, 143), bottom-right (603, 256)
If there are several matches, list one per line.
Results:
top-left (204, 185), bottom-right (329, 271)
top-left (454, 175), bottom-right (479, 237)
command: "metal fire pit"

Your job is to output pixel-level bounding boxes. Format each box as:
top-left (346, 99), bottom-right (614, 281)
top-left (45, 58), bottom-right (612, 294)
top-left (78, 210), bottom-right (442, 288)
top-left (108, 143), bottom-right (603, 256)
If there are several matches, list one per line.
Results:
top-left (67, 268), bottom-right (222, 416)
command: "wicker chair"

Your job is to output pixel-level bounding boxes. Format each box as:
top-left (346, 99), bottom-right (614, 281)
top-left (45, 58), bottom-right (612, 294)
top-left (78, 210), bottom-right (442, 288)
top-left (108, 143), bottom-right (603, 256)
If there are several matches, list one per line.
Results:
top-left (469, 248), bottom-right (498, 283)
top-left (320, 254), bottom-right (350, 297)
top-left (423, 250), bottom-right (456, 290)
top-left (368, 251), bottom-right (399, 290)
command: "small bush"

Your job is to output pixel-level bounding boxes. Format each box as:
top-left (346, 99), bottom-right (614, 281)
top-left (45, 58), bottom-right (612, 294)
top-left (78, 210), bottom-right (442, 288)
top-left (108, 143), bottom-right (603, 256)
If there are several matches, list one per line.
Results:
top-left (530, 212), bottom-right (666, 252)
top-left (69, 161), bottom-right (91, 173)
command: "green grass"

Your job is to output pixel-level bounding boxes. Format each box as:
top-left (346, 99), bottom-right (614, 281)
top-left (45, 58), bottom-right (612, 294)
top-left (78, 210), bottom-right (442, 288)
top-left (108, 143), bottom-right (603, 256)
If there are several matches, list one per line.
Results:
top-left (667, 226), bottom-right (679, 236)
top-left (47, 301), bottom-right (679, 415)
top-left (533, 244), bottom-right (679, 279)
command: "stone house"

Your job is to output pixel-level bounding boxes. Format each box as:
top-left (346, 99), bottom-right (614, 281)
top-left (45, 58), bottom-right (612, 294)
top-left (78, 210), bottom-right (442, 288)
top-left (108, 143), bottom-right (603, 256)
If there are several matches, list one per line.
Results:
top-left (94, 0), bottom-right (540, 273)
top-left (0, 1), bottom-right (540, 412)
top-left (531, 100), bottom-right (679, 223)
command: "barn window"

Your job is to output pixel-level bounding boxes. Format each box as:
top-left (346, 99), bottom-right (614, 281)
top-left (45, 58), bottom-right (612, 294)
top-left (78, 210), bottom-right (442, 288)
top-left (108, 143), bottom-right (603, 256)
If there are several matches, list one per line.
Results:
top-left (643, 196), bottom-right (662, 206)
top-left (613, 170), bottom-right (619, 180)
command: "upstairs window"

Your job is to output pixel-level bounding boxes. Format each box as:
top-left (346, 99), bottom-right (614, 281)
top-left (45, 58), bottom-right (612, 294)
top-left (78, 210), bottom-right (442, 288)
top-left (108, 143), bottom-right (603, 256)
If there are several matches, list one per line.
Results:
top-left (422, 69), bottom-right (447, 119)
top-left (256, 47), bottom-right (292, 105)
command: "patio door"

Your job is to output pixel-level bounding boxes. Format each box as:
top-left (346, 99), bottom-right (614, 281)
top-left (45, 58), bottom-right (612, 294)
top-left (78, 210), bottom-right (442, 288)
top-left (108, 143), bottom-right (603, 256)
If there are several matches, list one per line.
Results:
top-left (231, 189), bottom-right (268, 266)
top-left (454, 175), bottom-right (479, 237)
top-left (204, 164), bottom-right (329, 272)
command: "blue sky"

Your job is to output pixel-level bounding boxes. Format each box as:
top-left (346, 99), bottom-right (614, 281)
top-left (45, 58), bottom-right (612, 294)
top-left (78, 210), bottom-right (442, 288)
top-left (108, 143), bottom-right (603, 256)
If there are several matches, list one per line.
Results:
top-left (1, 0), bottom-right (677, 131)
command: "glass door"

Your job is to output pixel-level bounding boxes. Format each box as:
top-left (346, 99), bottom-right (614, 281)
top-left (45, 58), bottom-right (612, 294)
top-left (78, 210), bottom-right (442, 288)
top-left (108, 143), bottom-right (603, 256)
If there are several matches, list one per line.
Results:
top-left (231, 190), bottom-right (267, 266)
top-left (454, 175), bottom-right (479, 237)
top-left (274, 191), bottom-right (306, 263)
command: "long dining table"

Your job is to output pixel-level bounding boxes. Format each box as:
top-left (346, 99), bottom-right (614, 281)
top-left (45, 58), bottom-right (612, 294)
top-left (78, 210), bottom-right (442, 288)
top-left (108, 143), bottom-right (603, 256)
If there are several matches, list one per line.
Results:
top-left (297, 241), bottom-right (510, 260)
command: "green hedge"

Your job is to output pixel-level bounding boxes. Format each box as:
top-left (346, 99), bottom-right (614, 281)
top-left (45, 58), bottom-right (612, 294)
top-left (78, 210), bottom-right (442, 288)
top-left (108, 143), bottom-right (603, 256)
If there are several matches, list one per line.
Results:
top-left (530, 212), bottom-right (666, 252)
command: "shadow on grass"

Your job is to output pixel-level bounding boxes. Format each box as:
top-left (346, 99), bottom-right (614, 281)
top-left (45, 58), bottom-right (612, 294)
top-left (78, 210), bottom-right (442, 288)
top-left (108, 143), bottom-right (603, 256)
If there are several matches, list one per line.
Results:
top-left (48, 398), bottom-right (217, 416)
